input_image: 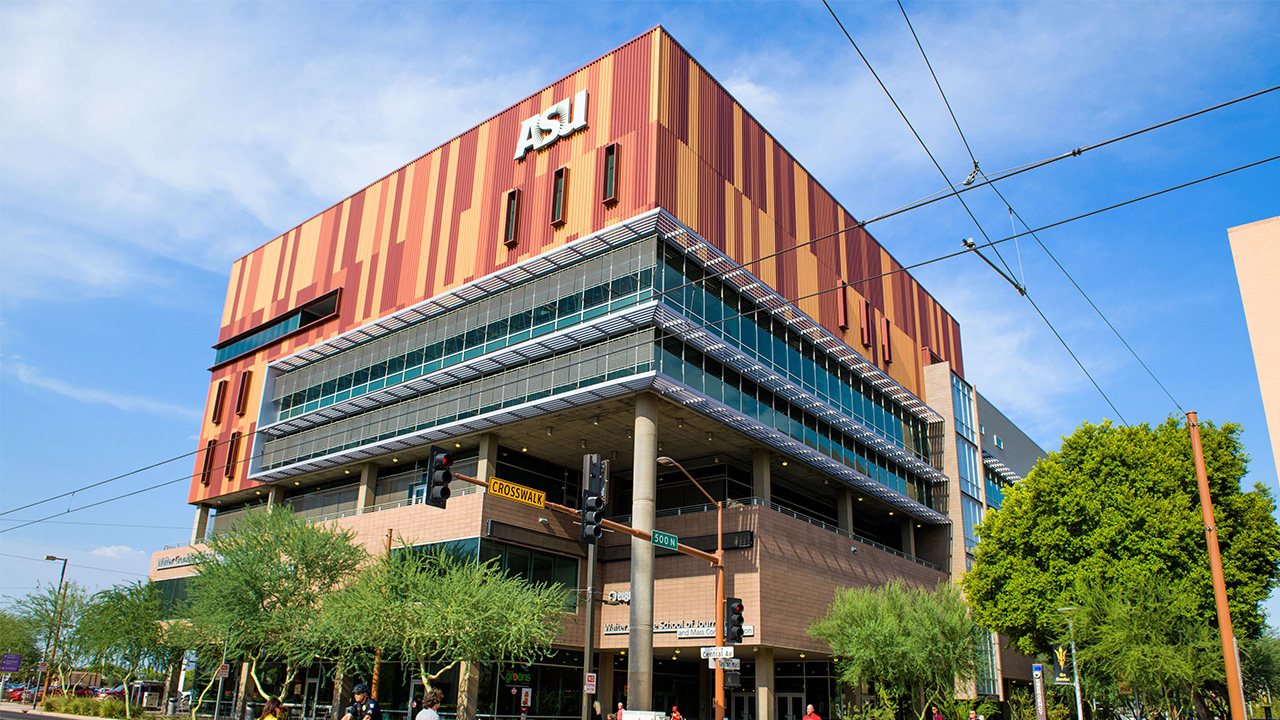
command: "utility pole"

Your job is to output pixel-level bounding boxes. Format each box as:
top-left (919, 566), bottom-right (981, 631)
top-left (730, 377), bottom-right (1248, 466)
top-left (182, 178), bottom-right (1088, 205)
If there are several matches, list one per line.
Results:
top-left (581, 455), bottom-right (605, 720)
top-left (35, 556), bottom-right (68, 710)
top-left (1187, 411), bottom-right (1246, 720)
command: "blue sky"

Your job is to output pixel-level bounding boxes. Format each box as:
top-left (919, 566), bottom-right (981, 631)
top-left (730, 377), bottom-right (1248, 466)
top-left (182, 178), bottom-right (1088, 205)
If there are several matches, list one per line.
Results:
top-left (2, 1), bottom-right (1278, 621)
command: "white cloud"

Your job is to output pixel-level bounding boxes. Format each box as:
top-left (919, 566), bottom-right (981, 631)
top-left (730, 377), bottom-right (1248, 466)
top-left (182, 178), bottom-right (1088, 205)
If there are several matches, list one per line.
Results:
top-left (2, 358), bottom-right (201, 422)
top-left (90, 545), bottom-right (147, 560)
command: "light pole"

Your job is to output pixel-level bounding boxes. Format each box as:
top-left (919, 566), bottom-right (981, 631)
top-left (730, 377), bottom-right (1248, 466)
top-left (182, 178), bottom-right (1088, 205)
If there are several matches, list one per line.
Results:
top-left (656, 457), bottom-right (725, 720)
top-left (34, 555), bottom-right (69, 710)
top-left (1057, 607), bottom-right (1084, 720)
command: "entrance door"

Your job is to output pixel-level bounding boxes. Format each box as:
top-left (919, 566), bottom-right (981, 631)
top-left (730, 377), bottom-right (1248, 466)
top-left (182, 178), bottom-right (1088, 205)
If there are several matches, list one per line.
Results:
top-left (731, 692), bottom-right (756, 720)
top-left (777, 694), bottom-right (805, 720)
top-left (302, 679), bottom-right (320, 720)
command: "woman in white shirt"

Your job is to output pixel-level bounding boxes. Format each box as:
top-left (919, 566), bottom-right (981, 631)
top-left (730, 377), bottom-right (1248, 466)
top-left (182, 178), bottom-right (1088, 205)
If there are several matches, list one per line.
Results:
top-left (414, 689), bottom-right (443, 720)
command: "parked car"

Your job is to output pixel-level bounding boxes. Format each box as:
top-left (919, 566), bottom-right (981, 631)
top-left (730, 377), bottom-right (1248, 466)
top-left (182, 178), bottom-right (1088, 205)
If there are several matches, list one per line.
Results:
top-left (97, 684), bottom-right (126, 700)
top-left (6, 686), bottom-right (26, 702)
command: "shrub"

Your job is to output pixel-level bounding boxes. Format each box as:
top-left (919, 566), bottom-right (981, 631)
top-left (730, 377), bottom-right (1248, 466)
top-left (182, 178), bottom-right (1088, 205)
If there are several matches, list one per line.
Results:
top-left (99, 698), bottom-right (126, 718)
top-left (70, 697), bottom-right (99, 716)
top-left (43, 694), bottom-right (67, 713)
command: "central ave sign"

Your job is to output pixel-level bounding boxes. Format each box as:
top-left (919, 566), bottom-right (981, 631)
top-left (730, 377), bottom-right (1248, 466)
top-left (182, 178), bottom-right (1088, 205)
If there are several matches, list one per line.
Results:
top-left (700, 646), bottom-right (734, 659)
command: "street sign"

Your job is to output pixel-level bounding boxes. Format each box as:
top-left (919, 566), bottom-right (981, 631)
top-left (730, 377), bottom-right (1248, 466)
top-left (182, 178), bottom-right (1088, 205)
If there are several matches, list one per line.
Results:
top-left (520, 688), bottom-right (532, 708)
top-left (651, 530), bottom-right (678, 550)
top-left (584, 672), bottom-right (597, 694)
top-left (38, 661), bottom-right (48, 673)
top-left (489, 478), bottom-right (546, 508)
top-left (707, 658), bottom-right (741, 670)
top-left (0, 653), bottom-right (20, 673)
top-left (216, 664), bottom-right (230, 679)
top-left (1032, 664), bottom-right (1047, 720)
top-left (700, 646), bottom-right (734, 659)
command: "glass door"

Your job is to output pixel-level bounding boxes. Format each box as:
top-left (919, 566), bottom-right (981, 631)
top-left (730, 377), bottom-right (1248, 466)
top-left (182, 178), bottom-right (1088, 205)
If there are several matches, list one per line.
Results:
top-left (777, 694), bottom-right (804, 720)
top-left (731, 692), bottom-right (756, 720)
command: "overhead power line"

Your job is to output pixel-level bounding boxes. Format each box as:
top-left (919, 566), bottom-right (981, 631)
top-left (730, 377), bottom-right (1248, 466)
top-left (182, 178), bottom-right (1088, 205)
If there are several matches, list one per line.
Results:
top-left (0, 552), bottom-right (149, 578)
top-left (0, 519), bottom-right (190, 530)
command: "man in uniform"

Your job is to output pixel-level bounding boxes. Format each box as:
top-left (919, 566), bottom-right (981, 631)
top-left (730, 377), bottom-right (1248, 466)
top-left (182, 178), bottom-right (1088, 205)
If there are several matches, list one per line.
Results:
top-left (341, 684), bottom-right (380, 720)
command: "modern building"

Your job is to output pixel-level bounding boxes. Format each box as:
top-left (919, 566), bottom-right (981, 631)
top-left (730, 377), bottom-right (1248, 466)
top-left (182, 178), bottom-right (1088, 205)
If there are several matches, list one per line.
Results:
top-left (1229, 216), bottom-right (1280, 483)
top-left (149, 26), bottom-right (1046, 720)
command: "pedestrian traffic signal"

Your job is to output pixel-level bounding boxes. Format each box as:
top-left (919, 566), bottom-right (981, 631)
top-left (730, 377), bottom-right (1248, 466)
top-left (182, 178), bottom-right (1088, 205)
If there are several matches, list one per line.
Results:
top-left (724, 597), bottom-right (745, 644)
top-left (723, 670), bottom-right (741, 688)
top-left (426, 445), bottom-right (452, 509)
top-left (580, 455), bottom-right (606, 544)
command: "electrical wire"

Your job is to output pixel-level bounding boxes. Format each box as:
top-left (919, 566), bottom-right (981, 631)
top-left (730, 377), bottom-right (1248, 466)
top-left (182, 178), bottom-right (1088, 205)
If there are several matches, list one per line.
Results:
top-left (0, 519), bottom-right (190, 530)
top-left (822, 0), bottom-right (1023, 287)
top-left (0, 552), bottom-right (149, 577)
top-left (5, 154), bottom-right (1272, 534)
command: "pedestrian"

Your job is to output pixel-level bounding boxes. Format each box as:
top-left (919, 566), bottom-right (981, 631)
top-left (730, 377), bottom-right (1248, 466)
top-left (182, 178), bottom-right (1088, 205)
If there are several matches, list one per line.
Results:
top-left (592, 701), bottom-right (603, 720)
top-left (259, 698), bottom-right (286, 720)
top-left (672, 707), bottom-right (683, 720)
top-left (415, 690), bottom-right (442, 720)
top-left (617, 702), bottom-right (625, 720)
top-left (968, 711), bottom-right (977, 720)
top-left (341, 684), bottom-right (380, 720)
top-left (931, 707), bottom-right (942, 720)
top-left (803, 704), bottom-right (821, 720)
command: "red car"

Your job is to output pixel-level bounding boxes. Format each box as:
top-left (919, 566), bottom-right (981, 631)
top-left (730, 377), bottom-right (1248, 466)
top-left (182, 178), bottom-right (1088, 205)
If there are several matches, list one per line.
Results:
top-left (38, 684), bottom-right (95, 699)
top-left (97, 684), bottom-right (126, 699)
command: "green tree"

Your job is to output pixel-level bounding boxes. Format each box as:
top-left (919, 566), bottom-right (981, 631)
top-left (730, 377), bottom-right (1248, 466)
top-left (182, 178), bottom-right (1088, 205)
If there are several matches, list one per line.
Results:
top-left (1242, 629), bottom-right (1280, 706)
top-left (321, 543), bottom-right (570, 707)
top-left (80, 581), bottom-right (177, 718)
top-left (0, 608), bottom-right (39, 680)
top-left (964, 417), bottom-right (1280, 656)
top-left (1072, 574), bottom-right (1220, 720)
top-left (13, 581), bottom-right (92, 690)
top-left (187, 505), bottom-right (367, 703)
top-left (809, 579), bottom-right (977, 719)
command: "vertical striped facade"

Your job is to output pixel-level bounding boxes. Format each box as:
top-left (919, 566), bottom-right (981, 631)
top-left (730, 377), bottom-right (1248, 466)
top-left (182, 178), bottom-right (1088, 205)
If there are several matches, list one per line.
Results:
top-left (193, 26), bottom-right (963, 504)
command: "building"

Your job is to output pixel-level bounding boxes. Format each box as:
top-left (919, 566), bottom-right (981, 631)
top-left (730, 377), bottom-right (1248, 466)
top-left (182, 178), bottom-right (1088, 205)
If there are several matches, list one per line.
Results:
top-left (149, 26), bottom-right (1046, 720)
top-left (1229, 216), bottom-right (1280, 483)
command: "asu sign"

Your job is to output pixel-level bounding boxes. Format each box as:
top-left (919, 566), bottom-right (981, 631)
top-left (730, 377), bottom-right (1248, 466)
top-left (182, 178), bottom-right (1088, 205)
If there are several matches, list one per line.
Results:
top-left (514, 90), bottom-right (588, 160)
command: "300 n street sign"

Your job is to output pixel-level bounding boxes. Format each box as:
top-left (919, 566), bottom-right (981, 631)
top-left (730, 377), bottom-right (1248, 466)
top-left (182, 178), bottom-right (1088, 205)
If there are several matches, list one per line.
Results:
top-left (651, 530), bottom-right (678, 550)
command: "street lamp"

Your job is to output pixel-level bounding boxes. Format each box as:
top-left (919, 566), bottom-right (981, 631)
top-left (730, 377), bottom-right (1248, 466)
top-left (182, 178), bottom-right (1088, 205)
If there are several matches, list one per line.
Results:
top-left (1057, 607), bottom-right (1084, 720)
top-left (656, 457), bottom-right (726, 720)
top-left (34, 555), bottom-right (69, 710)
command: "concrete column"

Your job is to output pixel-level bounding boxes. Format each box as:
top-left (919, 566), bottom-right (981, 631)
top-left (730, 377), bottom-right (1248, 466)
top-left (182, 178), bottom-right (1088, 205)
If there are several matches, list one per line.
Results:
top-left (356, 463), bottom-right (378, 511)
top-left (755, 647), bottom-right (775, 720)
top-left (477, 434), bottom-right (498, 485)
top-left (900, 518), bottom-right (916, 556)
top-left (267, 485), bottom-right (283, 509)
top-left (233, 660), bottom-right (253, 720)
top-left (752, 449), bottom-right (771, 503)
top-left (456, 662), bottom-right (481, 720)
top-left (628, 393), bottom-right (658, 711)
top-left (598, 651), bottom-right (615, 708)
top-left (837, 489), bottom-right (854, 534)
top-left (191, 506), bottom-right (210, 545)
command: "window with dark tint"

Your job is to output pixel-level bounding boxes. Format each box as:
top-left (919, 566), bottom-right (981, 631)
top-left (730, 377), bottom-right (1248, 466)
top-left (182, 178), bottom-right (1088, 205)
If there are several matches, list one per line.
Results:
top-left (224, 432), bottom-right (241, 479)
top-left (213, 290), bottom-right (340, 366)
top-left (602, 144), bottom-right (618, 203)
top-left (235, 370), bottom-right (253, 416)
top-left (503, 189), bottom-right (521, 246)
top-left (550, 167), bottom-right (567, 226)
top-left (200, 439), bottom-right (217, 485)
top-left (211, 380), bottom-right (228, 424)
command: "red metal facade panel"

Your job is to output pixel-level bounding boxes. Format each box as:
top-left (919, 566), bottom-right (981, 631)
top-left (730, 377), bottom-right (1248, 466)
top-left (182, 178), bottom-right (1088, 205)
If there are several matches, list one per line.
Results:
top-left (190, 27), bottom-right (964, 504)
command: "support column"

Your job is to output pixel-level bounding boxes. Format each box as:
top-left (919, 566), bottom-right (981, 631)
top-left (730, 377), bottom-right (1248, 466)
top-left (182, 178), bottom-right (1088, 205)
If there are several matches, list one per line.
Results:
top-left (477, 434), bottom-right (498, 485)
top-left (628, 393), bottom-right (658, 711)
top-left (598, 651), bottom-right (615, 709)
top-left (456, 662), bottom-right (481, 720)
top-left (837, 489), bottom-right (854, 534)
top-left (900, 518), bottom-right (916, 556)
top-left (191, 506), bottom-right (210, 545)
top-left (755, 648), bottom-right (774, 720)
top-left (233, 660), bottom-right (253, 720)
top-left (267, 485), bottom-right (283, 509)
top-left (752, 449), bottom-right (771, 504)
top-left (356, 463), bottom-right (378, 511)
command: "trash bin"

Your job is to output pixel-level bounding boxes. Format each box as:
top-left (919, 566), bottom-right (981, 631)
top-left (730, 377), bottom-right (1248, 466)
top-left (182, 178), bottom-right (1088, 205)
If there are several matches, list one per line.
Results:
top-left (168, 697), bottom-right (180, 715)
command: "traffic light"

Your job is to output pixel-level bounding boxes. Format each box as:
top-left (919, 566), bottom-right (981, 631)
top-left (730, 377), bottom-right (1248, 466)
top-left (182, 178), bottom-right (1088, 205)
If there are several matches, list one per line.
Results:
top-left (724, 597), bottom-right (745, 644)
top-left (580, 455), bottom-right (606, 544)
top-left (425, 445), bottom-right (453, 509)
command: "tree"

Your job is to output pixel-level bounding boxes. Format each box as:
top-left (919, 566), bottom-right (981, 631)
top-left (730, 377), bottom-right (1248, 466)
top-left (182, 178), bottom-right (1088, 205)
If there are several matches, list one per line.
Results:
top-left (320, 543), bottom-right (570, 706)
top-left (1242, 629), bottom-right (1280, 708)
top-left (0, 609), bottom-right (39, 680)
top-left (80, 581), bottom-right (177, 718)
top-left (964, 417), bottom-right (1280, 656)
top-left (187, 505), bottom-right (367, 703)
top-left (13, 581), bottom-right (93, 690)
top-left (1072, 574), bottom-right (1221, 720)
top-left (809, 579), bottom-right (978, 719)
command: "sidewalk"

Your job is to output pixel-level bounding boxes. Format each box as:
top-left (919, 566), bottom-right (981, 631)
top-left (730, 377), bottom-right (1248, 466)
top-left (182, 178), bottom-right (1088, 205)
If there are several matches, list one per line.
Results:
top-left (0, 701), bottom-right (178, 719)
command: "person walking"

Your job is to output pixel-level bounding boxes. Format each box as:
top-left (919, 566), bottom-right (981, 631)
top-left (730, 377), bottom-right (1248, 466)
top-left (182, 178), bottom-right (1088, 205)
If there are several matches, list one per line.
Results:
top-left (415, 690), bottom-right (443, 720)
top-left (803, 704), bottom-right (821, 720)
top-left (259, 698), bottom-right (286, 720)
top-left (341, 684), bottom-right (380, 720)
top-left (671, 707), bottom-right (683, 720)
top-left (616, 702), bottom-right (625, 720)
top-left (931, 708), bottom-right (942, 720)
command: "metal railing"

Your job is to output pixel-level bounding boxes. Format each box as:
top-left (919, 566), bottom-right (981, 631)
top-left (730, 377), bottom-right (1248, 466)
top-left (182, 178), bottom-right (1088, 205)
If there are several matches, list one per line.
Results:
top-left (617, 496), bottom-right (942, 571)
